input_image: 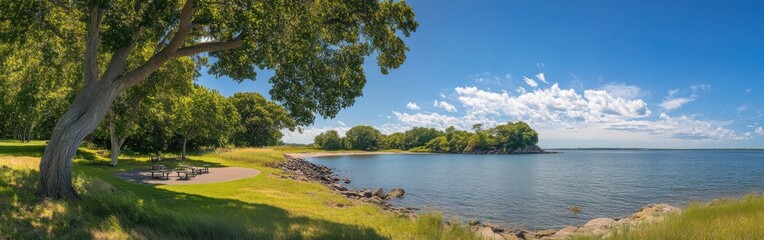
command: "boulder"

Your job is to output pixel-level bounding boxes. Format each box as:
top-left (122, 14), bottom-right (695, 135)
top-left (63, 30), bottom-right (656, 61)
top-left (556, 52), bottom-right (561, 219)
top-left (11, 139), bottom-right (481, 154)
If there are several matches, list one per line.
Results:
top-left (550, 226), bottom-right (577, 239)
top-left (629, 203), bottom-right (679, 222)
top-left (361, 190), bottom-right (372, 198)
top-left (387, 188), bottom-right (406, 198)
top-left (468, 220), bottom-right (480, 226)
top-left (476, 227), bottom-right (504, 240)
top-left (582, 218), bottom-right (615, 235)
top-left (339, 191), bottom-right (357, 197)
top-left (372, 188), bottom-right (385, 197)
top-left (342, 178), bottom-right (351, 184)
top-left (332, 184), bottom-right (347, 191)
top-left (535, 229), bottom-right (557, 238)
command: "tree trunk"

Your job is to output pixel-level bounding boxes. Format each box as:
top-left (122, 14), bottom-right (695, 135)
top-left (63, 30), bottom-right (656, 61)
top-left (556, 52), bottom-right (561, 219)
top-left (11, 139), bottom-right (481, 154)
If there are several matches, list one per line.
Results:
top-left (39, 83), bottom-right (121, 199)
top-left (108, 109), bottom-right (123, 167)
top-left (181, 137), bottom-right (188, 160)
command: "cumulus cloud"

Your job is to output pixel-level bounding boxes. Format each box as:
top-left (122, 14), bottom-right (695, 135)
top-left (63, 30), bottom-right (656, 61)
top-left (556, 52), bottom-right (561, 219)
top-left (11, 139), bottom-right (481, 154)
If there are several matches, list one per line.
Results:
top-left (433, 100), bottom-right (458, 112)
top-left (398, 83), bottom-right (745, 142)
top-left (535, 73), bottom-right (548, 84)
top-left (523, 76), bottom-right (538, 88)
top-left (601, 83), bottom-right (645, 100)
top-left (406, 102), bottom-right (420, 110)
top-left (659, 97), bottom-right (695, 111)
top-left (454, 83), bottom-right (650, 126)
top-left (756, 127), bottom-right (764, 136)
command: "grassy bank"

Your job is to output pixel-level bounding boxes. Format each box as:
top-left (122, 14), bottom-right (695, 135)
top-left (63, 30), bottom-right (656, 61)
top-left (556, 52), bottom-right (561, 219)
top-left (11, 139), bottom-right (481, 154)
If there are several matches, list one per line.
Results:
top-left (0, 140), bottom-right (476, 239)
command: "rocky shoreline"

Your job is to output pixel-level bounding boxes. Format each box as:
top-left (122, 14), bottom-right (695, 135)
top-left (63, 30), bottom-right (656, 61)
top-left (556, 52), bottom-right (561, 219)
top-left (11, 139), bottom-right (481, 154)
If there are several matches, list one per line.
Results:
top-left (466, 203), bottom-right (679, 240)
top-left (276, 154), bottom-right (418, 217)
top-left (275, 154), bottom-right (679, 240)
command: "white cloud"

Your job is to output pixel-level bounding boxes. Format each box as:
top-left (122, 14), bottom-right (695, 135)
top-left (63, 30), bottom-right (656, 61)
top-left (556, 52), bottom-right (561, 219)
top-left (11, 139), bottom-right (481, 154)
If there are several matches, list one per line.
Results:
top-left (393, 111), bottom-right (463, 129)
top-left (691, 84), bottom-right (711, 93)
top-left (516, 87), bottom-right (526, 94)
top-left (282, 126), bottom-right (351, 144)
top-left (668, 89), bottom-right (679, 97)
top-left (433, 100), bottom-right (458, 112)
top-left (535, 73), bottom-right (548, 84)
top-left (756, 127), bottom-right (764, 136)
top-left (523, 76), bottom-right (538, 88)
top-left (337, 121), bottom-right (346, 127)
top-left (659, 97), bottom-right (695, 111)
top-left (601, 83), bottom-right (644, 100)
top-left (736, 104), bottom-right (749, 114)
top-left (406, 102), bottom-right (420, 110)
top-left (439, 92), bottom-right (446, 98)
top-left (441, 84), bottom-right (745, 142)
top-left (455, 83), bottom-right (650, 127)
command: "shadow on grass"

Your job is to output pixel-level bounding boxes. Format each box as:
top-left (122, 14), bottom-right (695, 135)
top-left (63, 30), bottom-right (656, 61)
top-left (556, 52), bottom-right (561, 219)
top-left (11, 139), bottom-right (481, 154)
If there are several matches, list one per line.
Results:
top-left (0, 143), bottom-right (102, 162)
top-left (0, 165), bottom-right (388, 239)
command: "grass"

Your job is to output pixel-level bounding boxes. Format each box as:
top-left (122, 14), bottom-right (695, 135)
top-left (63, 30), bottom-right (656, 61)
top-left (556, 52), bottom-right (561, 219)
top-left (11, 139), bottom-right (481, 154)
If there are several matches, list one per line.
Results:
top-left (0, 141), bottom-right (478, 239)
top-left (572, 194), bottom-right (764, 240)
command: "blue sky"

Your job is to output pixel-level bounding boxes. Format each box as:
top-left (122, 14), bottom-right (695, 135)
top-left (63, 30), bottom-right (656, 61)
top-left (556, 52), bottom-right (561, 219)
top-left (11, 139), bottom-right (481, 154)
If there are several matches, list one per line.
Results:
top-left (198, 0), bottom-right (764, 148)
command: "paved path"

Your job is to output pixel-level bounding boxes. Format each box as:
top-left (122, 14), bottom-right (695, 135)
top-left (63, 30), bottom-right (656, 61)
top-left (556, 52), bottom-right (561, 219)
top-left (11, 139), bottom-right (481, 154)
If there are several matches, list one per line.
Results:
top-left (115, 167), bottom-right (261, 185)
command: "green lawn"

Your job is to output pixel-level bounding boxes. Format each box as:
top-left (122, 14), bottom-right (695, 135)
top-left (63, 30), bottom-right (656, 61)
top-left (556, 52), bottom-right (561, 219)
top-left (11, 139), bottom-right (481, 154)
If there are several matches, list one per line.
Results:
top-left (0, 141), bottom-right (476, 239)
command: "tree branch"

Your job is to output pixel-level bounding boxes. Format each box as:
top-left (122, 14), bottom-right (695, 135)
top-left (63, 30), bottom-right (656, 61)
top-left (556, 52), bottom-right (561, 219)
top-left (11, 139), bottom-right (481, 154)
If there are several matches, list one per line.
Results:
top-left (172, 34), bottom-right (246, 58)
top-left (83, 7), bottom-right (103, 87)
top-left (116, 0), bottom-right (194, 88)
top-left (102, 26), bottom-right (145, 83)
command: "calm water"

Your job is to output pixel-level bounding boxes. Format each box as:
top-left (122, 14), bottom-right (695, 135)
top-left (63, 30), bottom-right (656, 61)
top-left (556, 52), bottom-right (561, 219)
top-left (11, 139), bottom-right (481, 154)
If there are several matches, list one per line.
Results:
top-left (308, 150), bottom-right (764, 229)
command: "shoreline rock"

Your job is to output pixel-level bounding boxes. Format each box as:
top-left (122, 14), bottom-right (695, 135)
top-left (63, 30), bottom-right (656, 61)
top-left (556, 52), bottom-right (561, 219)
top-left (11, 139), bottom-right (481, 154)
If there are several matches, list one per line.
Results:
top-left (467, 203), bottom-right (680, 240)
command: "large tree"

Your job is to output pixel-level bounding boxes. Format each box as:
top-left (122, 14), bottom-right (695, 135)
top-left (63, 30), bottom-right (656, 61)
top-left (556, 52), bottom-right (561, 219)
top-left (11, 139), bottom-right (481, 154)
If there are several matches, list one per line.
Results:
top-left (0, 0), bottom-right (417, 198)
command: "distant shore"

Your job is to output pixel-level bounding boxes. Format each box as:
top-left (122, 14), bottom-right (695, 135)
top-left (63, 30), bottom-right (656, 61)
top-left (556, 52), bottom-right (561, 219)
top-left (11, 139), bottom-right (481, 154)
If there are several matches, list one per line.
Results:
top-left (285, 151), bottom-right (425, 158)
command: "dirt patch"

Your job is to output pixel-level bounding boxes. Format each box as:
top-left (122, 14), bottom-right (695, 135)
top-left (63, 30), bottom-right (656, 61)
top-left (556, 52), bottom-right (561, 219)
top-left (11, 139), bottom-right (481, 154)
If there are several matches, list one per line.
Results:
top-left (115, 167), bottom-right (261, 185)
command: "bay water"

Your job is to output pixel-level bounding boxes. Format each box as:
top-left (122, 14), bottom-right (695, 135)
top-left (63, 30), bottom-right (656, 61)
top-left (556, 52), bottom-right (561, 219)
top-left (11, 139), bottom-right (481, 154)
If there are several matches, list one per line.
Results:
top-left (308, 150), bottom-right (764, 229)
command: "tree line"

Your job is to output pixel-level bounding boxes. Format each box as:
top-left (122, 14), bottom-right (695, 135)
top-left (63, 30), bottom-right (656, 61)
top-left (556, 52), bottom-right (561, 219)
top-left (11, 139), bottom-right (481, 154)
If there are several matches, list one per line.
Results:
top-left (0, 64), bottom-right (296, 166)
top-left (314, 122), bottom-right (542, 154)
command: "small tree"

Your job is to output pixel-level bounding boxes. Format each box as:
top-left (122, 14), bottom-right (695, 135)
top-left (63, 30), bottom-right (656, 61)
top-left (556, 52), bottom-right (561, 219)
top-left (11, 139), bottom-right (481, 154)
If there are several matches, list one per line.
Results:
top-left (345, 125), bottom-right (383, 151)
top-left (314, 130), bottom-right (343, 151)
top-left (170, 86), bottom-right (240, 159)
top-left (231, 92), bottom-right (296, 147)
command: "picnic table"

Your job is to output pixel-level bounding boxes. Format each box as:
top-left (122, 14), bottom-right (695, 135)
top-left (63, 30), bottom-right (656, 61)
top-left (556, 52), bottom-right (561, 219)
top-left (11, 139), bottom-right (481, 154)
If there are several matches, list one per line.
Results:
top-left (176, 170), bottom-right (195, 180)
top-left (150, 169), bottom-right (172, 180)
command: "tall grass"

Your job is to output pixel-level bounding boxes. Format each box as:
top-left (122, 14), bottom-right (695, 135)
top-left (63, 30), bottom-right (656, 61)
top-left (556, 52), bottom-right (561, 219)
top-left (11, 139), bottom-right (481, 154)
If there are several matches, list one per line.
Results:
top-left (574, 194), bottom-right (764, 240)
top-left (205, 148), bottom-right (287, 167)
